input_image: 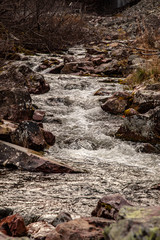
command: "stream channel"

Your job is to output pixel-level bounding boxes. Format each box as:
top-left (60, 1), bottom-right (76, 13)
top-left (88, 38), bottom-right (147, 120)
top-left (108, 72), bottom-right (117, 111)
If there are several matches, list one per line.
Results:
top-left (0, 46), bottom-right (160, 223)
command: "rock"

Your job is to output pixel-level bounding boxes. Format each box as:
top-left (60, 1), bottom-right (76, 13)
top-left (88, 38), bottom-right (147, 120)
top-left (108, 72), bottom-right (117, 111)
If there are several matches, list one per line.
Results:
top-left (91, 194), bottom-right (132, 220)
top-left (27, 221), bottom-right (56, 240)
top-left (11, 121), bottom-right (47, 151)
top-left (0, 208), bottom-right (13, 220)
top-left (101, 92), bottom-right (132, 114)
top-left (0, 120), bottom-right (17, 142)
top-left (132, 85), bottom-right (160, 113)
top-left (116, 106), bottom-right (160, 144)
top-left (94, 60), bottom-right (120, 76)
top-left (43, 130), bottom-right (56, 146)
top-left (54, 217), bottom-right (114, 240)
top-left (104, 206), bottom-right (160, 240)
top-left (51, 212), bottom-right (72, 227)
top-left (49, 63), bottom-right (64, 74)
top-left (0, 140), bottom-right (79, 173)
top-left (94, 88), bottom-right (110, 96)
top-left (0, 88), bottom-right (33, 122)
top-left (0, 64), bottom-right (50, 94)
top-left (0, 232), bottom-right (29, 240)
top-left (27, 217), bottom-right (114, 240)
top-left (137, 143), bottom-right (160, 154)
top-left (32, 110), bottom-right (45, 122)
top-left (0, 214), bottom-right (26, 237)
top-left (124, 108), bottom-right (138, 116)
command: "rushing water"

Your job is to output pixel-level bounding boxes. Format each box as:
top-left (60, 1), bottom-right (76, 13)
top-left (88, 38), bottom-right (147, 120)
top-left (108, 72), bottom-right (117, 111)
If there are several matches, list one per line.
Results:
top-left (0, 47), bottom-right (159, 221)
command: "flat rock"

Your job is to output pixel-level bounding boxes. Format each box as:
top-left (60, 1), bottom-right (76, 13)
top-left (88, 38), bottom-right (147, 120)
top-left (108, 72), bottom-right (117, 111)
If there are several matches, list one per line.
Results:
top-left (0, 140), bottom-right (79, 173)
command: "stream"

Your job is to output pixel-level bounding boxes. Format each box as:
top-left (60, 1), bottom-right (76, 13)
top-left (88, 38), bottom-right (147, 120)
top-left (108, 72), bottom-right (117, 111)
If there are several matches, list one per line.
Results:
top-left (0, 46), bottom-right (159, 223)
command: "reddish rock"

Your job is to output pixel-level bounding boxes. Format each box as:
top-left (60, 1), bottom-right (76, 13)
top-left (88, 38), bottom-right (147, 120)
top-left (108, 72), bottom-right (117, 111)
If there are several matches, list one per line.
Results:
top-left (55, 217), bottom-right (114, 240)
top-left (91, 194), bottom-right (132, 220)
top-left (43, 130), bottom-right (56, 146)
top-left (27, 221), bottom-right (56, 240)
top-left (11, 121), bottom-right (47, 151)
top-left (0, 140), bottom-right (79, 173)
top-left (101, 92), bottom-right (132, 114)
top-left (0, 214), bottom-right (26, 237)
top-left (28, 217), bottom-right (114, 240)
top-left (32, 110), bottom-right (45, 122)
top-left (0, 64), bottom-right (50, 95)
top-left (0, 88), bottom-right (33, 122)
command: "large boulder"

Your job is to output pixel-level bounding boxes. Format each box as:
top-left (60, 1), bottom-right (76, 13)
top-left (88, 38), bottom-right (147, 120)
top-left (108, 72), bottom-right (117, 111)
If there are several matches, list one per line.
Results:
top-left (0, 140), bottom-right (79, 173)
top-left (0, 64), bottom-right (50, 94)
top-left (91, 194), bottom-right (132, 220)
top-left (116, 106), bottom-right (160, 144)
top-left (0, 88), bottom-right (33, 122)
top-left (10, 121), bottom-right (51, 151)
top-left (104, 206), bottom-right (160, 240)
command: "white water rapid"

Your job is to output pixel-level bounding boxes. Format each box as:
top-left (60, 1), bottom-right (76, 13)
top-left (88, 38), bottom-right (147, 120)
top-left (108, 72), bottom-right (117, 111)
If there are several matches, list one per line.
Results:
top-left (0, 47), bottom-right (159, 221)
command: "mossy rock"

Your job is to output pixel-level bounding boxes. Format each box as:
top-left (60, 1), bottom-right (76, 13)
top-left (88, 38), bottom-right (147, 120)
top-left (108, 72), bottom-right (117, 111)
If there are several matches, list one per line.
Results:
top-left (104, 206), bottom-right (160, 240)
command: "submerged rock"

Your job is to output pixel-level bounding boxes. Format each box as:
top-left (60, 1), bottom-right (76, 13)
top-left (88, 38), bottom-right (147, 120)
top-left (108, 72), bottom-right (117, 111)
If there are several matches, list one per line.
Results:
top-left (0, 140), bottom-right (79, 173)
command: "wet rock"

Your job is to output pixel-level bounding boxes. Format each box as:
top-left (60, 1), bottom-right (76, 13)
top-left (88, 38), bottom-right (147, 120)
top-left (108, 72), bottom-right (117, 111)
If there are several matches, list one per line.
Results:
top-left (0, 208), bottom-right (13, 220)
top-left (32, 110), bottom-right (45, 122)
top-left (0, 214), bottom-right (26, 237)
top-left (11, 121), bottom-right (47, 151)
top-left (51, 212), bottom-right (72, 227)
top-left (137, 143), bottom-right (160, 154)
top-left (49, 63), bottom-right (64, 74)
top-left (116, 106), bottom-right (160, 144)
top-left (94, 88), bottom-right (110, 96)
top-left (0, 140), bottom-right (79, 173)
top-left (151, 183), bottom-right (160, 191)
top-left (101, 92), bottom-right (132, 114)
top-left (104, 206), bottom-right (160, 240)
top-left (0, 88), bottom-right (33, 122)
top-left (27, 221), bottom-right (56, 240)
top-left (91, 194), bottom-right (132, 220)
top-left (43, 130), bottom-right (56, 146)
